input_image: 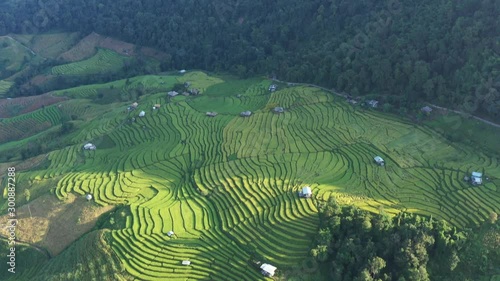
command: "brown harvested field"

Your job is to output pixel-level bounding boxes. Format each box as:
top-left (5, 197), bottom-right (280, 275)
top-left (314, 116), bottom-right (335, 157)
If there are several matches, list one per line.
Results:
top-left (0, 154), bottom-right (48, 177)
top-left (58, 32), bottom-right (168, 62)
top-left (0, 193), bottom-right (114, 256)
top-left (57, 32), bottom-right (101, 61)
top-left (20, 74), bottom-right (54, 92)
top-left (0, 92), bottom-right (66, 118)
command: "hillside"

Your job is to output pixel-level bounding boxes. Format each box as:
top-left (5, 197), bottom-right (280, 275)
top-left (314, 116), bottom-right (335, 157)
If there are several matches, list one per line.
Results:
top-left (0, 69), bottom-right (499, 280)
top-left (0, 0), bottom-right (498, 120)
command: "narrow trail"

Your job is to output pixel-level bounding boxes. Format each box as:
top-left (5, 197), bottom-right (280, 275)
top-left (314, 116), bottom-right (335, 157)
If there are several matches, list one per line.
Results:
top-left (272, 78), bottom-right (500, 129)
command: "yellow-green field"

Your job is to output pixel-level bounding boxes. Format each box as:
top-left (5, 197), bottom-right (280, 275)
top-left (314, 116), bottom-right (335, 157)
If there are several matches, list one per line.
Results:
top-left (1, 72), bottom-right (499, 280)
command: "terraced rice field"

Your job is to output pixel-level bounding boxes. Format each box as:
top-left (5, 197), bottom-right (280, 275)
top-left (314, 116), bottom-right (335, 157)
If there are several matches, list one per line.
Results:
top-left (51, 48), bottom-right (130, 76)
top-left (0, 80), bottom-right (13, 97)
top-left (6, 72), bottom-right (500, 280)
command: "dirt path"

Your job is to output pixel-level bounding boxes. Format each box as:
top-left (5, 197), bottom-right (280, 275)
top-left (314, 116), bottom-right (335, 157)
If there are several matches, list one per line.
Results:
top-left (272, 78), bottom-right (500, 128)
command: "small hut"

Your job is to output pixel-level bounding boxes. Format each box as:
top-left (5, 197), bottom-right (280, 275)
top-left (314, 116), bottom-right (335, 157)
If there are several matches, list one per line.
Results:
top-left (260, 263), bottom-right (277, 277)
top-left (139, 111), bottom-right (146, 117)
top-left (85, 194), bottom-right (93, 201)
top-left (421, 106), bottom-right (433, 114)
top-left (374, 156), bottom-right (385, 166)
top-left (367, 100), bottom-right (379, 108)
top-left (299, 186), bottom-right (312, 198)
top-left (167, 230), bottom-right (175, 237)
top-left (206, 112), bottom-right (218, 117)
top-left (153, 104), bottom-right (161, 109)
top-left (471, 172), bottom-right (483, 185)
top-left (240, 111), bottom-right (252, 117)
top-left (179, 69), bottom-right (186, 74)
top-left (273, 107), bottom-right (284, 113)
top-left (181, 261), bottom-right (191, 266)
top-left (268, 84), bottom-right (277, 92)
top-left (83, 143), bottom-right (96, 150)
top-left (168, 91), bottom-right (179, 97)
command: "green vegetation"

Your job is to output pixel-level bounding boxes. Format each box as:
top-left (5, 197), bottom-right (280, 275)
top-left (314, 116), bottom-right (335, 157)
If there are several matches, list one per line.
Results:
top-left (311, 198), bottom-right (500, 281)
top-left (0, 80), bottom-right (12, 97)
top-left (51, 48), bottom-right (130, 76)
top-left (1, 0), bottom-right (498, 120)
top-left (0, 71), bottom-right (498, 280)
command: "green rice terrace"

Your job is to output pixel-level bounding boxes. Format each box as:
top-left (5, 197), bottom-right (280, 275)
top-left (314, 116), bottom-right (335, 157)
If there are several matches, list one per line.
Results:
top-left (1, 71), bottom-right (499, 280)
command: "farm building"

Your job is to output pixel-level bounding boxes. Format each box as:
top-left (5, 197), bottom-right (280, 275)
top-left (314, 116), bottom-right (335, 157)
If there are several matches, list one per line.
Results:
top-left (168, 91), bottom-right (179, 97)
top-left (421, 106), bottom-right (433, 114)
top-left (206, 112), bottom-right (218, 117)
top-left (269, 84), bottom-right (277, 92)
top-left (374, 156), bottom-right (385, 166)
top-left (274, 107), bottom-right (284, 113)
top-left (240, 111), bottom-right (252, 117)
top-left (181, 260), bottom-right (191, 266)
top-left (260, 263), bottom-right (277, 277)
top-left (179, 69), bottom-right (186, 74)
top-left (139, 111), bottom-right (146, 117)
top-left (167, 231), bottom-right (175, 237)
top-left (83, 143), bottom-right (96, 150)
top-left (131, 102), bottom-right (138, 108)
top-left (367, 100), bottom-right (379, 108)
top-left (153, 104), bottom-right (161, 109)
top-left (471, 172), bottom-right (483, 185)
top-left (189, 88), bottom-right (200, 95)
top-left (299, 186), bottom-right (312, 198)
top-left (85, 194), bottom-right (93, 201)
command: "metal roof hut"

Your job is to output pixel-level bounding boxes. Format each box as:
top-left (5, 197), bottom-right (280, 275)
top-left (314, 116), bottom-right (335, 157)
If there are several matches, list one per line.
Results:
top-left (167, 230), bottom-right (175, 237)
top-left (131, 102), bottom-right (138, 108)
top-left (139, 111), bottom-right (146, 117)
top-left (367, 100), bottom-right (379, 108)
top-left (206, 112), bottom-right (218, 117)
top-left (182, 260), bottom-right (191, 266)
top-left (153, 104), bottom-right (161, 109)
top-left (471, 172), bottom-right (483, 185)
top-left (273, 107), bottom-right (284, 113)
top-left (168, 91), bottom-right (179, 97)
top-left (179, 69), bottom-right (186, 74)
top-left (300, 186), bottom-right (312, 198)
top-left (268, 84), bottom-right (277, 92)
top-left (260, 263), bottom-right (277, 277)
top-left (374, 156), bottom-right (385, 166)
top-left (83, 143), bottom-right (96, 150)
top-left (421, 106), bottom-right (433, 114)
top-left (240, 111), bottom-right (252, 117)
top-left (85, 194), bottom-right (93, 201)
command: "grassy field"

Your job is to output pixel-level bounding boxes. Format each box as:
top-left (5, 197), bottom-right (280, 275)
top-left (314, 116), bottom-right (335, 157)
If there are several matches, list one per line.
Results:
top-left (51, 48), bottom-right (131, 76)
top-left (11, 32), bottom-right (80, 59)
top-left (0, 72), bottom-right (499, 280)
top-left (0, 36), bottom-right (40, 78)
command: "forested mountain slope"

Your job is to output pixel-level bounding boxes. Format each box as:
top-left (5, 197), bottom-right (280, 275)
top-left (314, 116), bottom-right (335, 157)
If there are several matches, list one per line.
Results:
top-left (0, 0), bottom-right (499, 119)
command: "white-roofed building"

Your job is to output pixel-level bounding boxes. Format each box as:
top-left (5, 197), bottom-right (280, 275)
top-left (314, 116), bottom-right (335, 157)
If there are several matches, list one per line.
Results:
top-left (300, 186), bottom-right (312, 198)
top-left (260, 263), bottom-right (277, 277)
top-left (374, 156), bottom-right (384, 166)
top-left (83, 143), bottom-right (96, 150)
top-left (139, 111), bottom-right (146, 117)
top-left (471, 172), bottom-right (483, 185)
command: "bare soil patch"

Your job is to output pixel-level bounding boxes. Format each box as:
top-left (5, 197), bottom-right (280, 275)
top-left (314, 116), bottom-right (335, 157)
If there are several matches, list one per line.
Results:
top-left (0, 193), bottom-right (114, 256)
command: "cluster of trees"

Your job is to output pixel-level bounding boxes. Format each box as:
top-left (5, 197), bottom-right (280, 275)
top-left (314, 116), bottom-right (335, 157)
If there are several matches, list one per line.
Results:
top-left (0, 0), bottom-right (498, 119)
top-left (311, 197), bottom-right (499, 281)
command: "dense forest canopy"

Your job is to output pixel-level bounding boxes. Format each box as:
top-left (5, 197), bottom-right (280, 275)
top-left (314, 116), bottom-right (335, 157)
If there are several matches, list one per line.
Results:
top-left (312, 198), bottom-right (500, 281)
top-left (0, 0), bottom-right (499, 119)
